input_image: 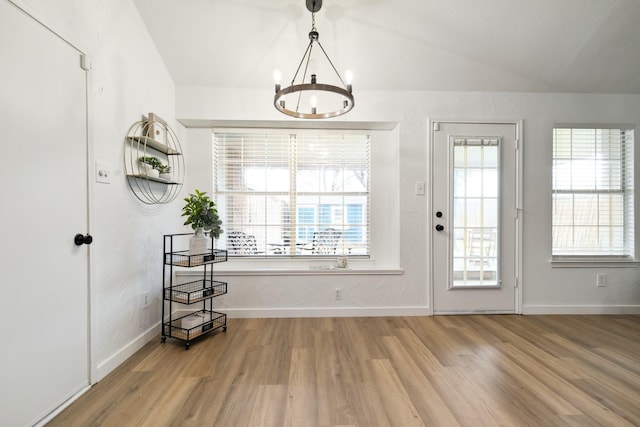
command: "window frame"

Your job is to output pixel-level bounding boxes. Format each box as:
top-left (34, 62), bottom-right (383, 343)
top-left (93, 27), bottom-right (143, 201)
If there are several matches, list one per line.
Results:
top-left (213, 129), bottom-right (372, 260)
top-left (551, 124), bottom-right (637, 266)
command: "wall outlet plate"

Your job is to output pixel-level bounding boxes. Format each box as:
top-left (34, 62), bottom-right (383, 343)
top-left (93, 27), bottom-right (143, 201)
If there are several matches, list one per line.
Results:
top-left (96, 161), bottom-right (112, 184)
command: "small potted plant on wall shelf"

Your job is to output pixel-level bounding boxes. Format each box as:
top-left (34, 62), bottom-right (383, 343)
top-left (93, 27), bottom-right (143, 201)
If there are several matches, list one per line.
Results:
top-left (182, 189), bottom-right (223, 256)
top-left (156, 163), bottom-right (172, 180)
top-left (138, 156), bottom-right (162, 178)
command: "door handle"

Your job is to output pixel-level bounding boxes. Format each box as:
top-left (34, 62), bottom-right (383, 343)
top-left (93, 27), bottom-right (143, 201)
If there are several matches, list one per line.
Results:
top-left (435, 224), bottom-right (444, 232)
top-left (74, 233), bottom-right (93, 246)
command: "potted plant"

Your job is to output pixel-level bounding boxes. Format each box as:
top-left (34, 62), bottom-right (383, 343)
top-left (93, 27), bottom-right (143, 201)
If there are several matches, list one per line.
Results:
top-left (156, 163), bottom-right (172, 180)
top-left (138, 156), bottom-right (161, 178)
top-left (182, 189), bottom-right (223, 256)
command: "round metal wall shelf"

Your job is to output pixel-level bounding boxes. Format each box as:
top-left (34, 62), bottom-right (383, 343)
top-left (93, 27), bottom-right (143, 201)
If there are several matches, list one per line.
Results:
top-left (124, 113), bottom-right (184, 204)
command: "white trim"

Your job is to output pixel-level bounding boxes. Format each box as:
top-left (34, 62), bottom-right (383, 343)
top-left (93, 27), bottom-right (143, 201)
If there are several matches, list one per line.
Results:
top-left (85, 50), bottom-right (97, 386)
top-left (177, 267), bottom-right (404, 277)
top-left (433, 310), bottom-right (516, 315)
top-left (33, 385), bottom-right (92, 427)
top-left (223, 306), bottom-right (430, 318)
top-left (95, 322), bottom-right (160, 381)
top-left (515, 120), bottom-right (524, 314)
top-left (7, 0), bottom-right (88, 54)
top-left (550, 259), bottom-right (639, 268)
top-left (523, 305), bottom-right (640, 315)
top-left (426, 118), bottom-right (434, 315)
top-left (554, 122), bottom-right (636, 130)
top-left (33, 385), bottom-right (91, 427)
top-left (179, 118), bottom-right (398, 131)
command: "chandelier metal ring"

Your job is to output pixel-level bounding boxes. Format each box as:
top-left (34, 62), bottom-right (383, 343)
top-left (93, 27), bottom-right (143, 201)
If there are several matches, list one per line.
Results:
top-left (274, 83), bottom-right (355, 119)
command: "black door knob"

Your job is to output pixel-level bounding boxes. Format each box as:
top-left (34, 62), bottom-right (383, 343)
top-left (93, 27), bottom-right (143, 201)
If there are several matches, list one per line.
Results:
top-left (436, 211), bottom-right (443, 218)
top-left (74, 233), bottom-right (93, 246)
top-left (435, 224), bottom-right (445, 232)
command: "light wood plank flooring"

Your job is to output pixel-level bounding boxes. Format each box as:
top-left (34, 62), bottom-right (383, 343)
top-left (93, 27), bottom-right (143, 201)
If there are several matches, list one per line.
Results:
top-left (48, 315), bottom-right (640, 426)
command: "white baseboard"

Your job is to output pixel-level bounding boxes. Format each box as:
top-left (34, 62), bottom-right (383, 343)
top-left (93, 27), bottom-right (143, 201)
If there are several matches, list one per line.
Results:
top-left (95, 322), bottom-right (160, 381)
top-left (229, 305), bottom-right (640, 317)
top-left (523, 305), bottom-right (640, 315)
top-left (34, 385), bottom-right (91, 427)
top-left (223, 305), bottom-right (640, 318)
top-left (223, 306), bottom-right (431, 318)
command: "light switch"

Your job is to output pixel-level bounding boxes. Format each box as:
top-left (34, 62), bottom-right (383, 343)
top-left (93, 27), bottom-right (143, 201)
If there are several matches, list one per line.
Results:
top-left (96, 162), bottom-right (112, 184)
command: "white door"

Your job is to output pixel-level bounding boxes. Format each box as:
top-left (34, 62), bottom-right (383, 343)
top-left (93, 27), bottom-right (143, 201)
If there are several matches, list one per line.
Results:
top-left (0, 2), bottom-right (90, 425)
top-left (432, 122), bottom-right (519, 314)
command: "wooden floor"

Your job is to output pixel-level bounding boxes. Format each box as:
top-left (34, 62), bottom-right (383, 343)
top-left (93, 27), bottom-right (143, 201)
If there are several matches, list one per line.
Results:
top-left (48, 315), bottom-right (640, 426)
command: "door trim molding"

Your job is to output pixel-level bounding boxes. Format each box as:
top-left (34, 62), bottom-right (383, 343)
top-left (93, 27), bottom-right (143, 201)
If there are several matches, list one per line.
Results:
top-left (428, 119), bottom-right (524, 315)
top-left (6, 0), bottom-right (89, 54)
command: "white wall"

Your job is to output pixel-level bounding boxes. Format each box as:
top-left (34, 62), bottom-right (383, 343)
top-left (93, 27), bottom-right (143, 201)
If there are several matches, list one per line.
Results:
top-left (177, 87), bottom-right (640, 316)
top-left (13, 0), bottom-right (185, 381)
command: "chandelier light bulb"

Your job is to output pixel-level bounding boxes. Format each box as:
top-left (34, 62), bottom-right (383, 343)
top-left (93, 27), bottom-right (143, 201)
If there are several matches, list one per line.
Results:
top-left (345, 69), bottom-right (353, 93)
top-left (310, 95), bottom-right (318, 114)
top-left (273, 69), bottom-right (282, 92)
top-left (345, 69), bottom-right (353, 84)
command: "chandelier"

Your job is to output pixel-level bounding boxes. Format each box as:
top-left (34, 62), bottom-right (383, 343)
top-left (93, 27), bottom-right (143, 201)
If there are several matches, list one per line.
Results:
top-left (274, 0), bottom-right (354, 119)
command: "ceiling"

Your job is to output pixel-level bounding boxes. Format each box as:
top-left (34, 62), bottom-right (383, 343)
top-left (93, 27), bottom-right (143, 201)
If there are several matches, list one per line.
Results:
top-left (132, 0), bottom-right (640, 94)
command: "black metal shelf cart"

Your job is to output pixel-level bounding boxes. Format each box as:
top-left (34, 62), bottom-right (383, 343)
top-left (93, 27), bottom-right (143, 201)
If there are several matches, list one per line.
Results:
top-left (162, 233), bottom-right (228, 349)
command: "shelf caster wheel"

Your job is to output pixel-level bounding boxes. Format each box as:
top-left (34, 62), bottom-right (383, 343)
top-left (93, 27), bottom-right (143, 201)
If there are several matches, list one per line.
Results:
top-left (161, 336), bottom-right (166, 343)
top-left (223, 326), bottom-right (227, 332)
top-left (185, 342), bottom-right (190, 350)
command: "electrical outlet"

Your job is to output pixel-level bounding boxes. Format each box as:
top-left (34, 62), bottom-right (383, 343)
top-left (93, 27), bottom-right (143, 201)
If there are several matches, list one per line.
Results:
top-left (335, 288), bottom-right (342, 300)
top-left (142, 291), bottom-right (150, 308)
top-left (596, 273), bottom-right (607, 287)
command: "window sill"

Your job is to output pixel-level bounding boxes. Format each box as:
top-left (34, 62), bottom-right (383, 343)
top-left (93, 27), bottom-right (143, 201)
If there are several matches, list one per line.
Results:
top-left (550, 258), bottom-right (639, 268)
top-left (174, 260), bottom-right (404, 276)
top-left (172, 257), bottom-right (404, 276)
top-left (186, 267), bottom-right (403, 276)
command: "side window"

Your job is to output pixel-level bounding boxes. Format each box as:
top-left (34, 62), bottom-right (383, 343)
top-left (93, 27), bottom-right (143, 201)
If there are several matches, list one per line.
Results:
top-left (552, 127), bottom-right (635, 259)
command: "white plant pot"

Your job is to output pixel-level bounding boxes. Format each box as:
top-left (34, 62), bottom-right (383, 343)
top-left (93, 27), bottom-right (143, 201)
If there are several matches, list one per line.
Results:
top-left (140, 163), bottom-right (159, 178)
top-left (189, 227), bottom-right (209, 263)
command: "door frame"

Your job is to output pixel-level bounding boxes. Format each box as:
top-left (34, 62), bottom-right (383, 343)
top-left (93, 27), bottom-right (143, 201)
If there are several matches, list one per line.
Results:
top-left (428, 119), bottom-right (523, 315)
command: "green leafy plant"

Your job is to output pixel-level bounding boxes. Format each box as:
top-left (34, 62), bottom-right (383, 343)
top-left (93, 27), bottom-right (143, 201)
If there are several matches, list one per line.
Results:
top-left (139, 156), bottom-right (162, 169)
top-left (182, 189), bottom-right (223, 239)
top-left (156, 164), bottom-right (171, 174)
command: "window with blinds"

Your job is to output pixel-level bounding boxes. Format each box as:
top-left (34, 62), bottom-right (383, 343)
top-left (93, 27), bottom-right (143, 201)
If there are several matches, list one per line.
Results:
top-left (552, 127), bottom-right (635, 258)
top-left (214, 131), bottom-right (370, 257)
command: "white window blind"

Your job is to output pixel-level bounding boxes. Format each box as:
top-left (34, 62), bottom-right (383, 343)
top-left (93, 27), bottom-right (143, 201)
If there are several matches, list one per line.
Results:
top-left (214, 131), bottom-right (370, 257)
top-left (552, 127), bottom-right (634, 258)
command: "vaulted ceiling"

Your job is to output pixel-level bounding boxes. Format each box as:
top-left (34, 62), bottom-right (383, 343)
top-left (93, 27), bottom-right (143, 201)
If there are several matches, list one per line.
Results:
top-left (133, 0), bottom-right (640, 94)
